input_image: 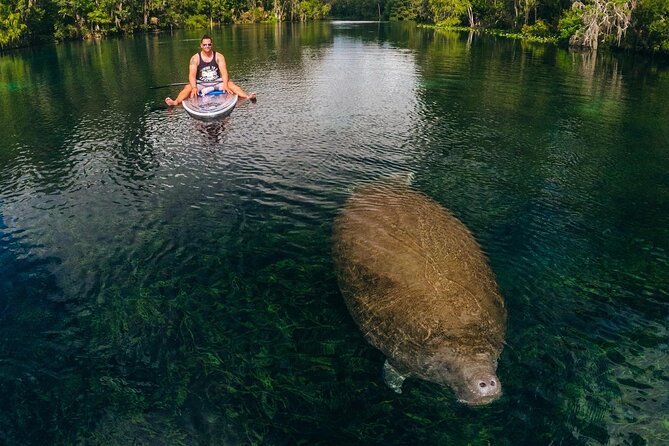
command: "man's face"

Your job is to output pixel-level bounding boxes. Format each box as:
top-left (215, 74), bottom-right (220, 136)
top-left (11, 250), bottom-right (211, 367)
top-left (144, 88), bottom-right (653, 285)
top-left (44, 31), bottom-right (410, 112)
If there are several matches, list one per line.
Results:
top-left (201, 39), bottom-right (213, 52)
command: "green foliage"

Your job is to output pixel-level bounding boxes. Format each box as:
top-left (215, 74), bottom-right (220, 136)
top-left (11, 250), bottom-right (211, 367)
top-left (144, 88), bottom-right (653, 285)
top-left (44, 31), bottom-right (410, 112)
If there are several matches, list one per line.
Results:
top-left (183, 13), bottom-right (209, 29)
top-left (428, 21), bottom-right (559, 42)
top-left (489, 27), bottom-right (558, 42)
top-left (53, 22), bottom-right (81, 40)
top-left (0, 0), bottom-right (337, 45)
top-left (87, 8), bottom-right (113, 31)
top-left (429, 0), bottom-right (469, 24)
top-left (0, 0), bottom-right (667, 55)
top-left (649, 18), bottom-right (669, 51)
top-left (522, 18), bottom-right (550, 37)
top-left (405, 0), bottom-right (666, 54)
top-left (389, 0), bottom-right (419, 20)
top-left (298, 0), bottom-right (332, 20)
top-left (469, 0), bottom-right (508, 27)
top-left (633, 0), bottom-right (669, 52)
top-left (557, 7), bottom-right (583, 41)
top-left (0, 3), bottom-right (27, 49)
top-left (238, 6), bottom-right (272, 23)
top-left (436, 16), bottom-right (462, 26)
top-left (332, 0), bottom-right (389, 20)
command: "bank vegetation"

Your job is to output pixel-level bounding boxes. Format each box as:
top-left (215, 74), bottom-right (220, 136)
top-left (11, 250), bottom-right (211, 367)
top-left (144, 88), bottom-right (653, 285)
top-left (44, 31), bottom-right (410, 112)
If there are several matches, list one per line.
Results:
top-left (1, 0), bottom-right (668, 54)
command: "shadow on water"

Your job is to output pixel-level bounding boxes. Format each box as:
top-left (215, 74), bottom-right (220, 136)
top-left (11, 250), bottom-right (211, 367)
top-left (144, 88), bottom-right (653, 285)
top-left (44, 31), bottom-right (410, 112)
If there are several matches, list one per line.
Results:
top-left (191, 118), bottom-right (233, 143)
top-left (0, 22), bottom-right (668, 445)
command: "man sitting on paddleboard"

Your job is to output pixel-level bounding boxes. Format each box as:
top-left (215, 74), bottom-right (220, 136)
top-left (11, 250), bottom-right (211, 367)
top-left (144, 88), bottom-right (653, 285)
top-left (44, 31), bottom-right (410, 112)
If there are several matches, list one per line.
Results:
top-left (165, 34), bottom-right (256, 106)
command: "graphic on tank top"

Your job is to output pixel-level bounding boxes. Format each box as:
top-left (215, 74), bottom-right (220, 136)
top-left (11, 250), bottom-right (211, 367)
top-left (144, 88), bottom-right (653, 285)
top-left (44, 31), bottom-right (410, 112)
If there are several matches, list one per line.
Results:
top-left (198, 52), bottom-right (220, 82)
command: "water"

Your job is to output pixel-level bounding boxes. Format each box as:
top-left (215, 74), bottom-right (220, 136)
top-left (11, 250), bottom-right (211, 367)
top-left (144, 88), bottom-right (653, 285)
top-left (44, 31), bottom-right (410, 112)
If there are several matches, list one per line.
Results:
top-left (1, 22), bottom-right (668, 445)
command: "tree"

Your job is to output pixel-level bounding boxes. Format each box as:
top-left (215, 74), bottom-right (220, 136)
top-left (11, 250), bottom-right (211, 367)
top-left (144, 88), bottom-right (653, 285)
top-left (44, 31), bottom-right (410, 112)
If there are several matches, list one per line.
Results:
top-left (632, 0), bottom-right (669, 51)
top-left (296, 0), bottom-right (330, 20)
top-left (569, 0), bottom-right (637, 49)
top-left (429, 0), bottom-right (470, 25)
top-left (0, 2), bottom-right (27, 50)
top-left (332, 0), bottom-right (388, 19)
top-left (0, 0), bottom-right (666, 56)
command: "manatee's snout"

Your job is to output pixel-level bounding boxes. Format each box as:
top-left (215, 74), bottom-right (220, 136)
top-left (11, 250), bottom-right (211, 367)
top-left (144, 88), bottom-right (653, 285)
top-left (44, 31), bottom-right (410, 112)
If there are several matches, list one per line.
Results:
top-left (457, 368), bottom-right (502, 405)
top-left (472, 372), bottom-right (501, 399)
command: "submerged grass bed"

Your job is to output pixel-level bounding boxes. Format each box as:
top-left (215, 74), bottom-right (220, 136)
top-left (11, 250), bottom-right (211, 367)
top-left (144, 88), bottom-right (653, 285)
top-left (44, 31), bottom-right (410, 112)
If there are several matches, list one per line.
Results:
top-left (0, 192), bottom-right (640, 445)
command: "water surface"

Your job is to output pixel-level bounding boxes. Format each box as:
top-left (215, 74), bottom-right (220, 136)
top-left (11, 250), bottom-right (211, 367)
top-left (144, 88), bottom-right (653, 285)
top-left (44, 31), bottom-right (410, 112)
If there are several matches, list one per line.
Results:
top-left (1, 22), bottom-right (668, 445)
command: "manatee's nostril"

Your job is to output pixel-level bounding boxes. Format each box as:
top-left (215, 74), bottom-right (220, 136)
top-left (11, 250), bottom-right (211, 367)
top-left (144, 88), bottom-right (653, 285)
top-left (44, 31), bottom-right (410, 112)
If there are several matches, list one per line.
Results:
top-left (479, 382), bottom-right (487, 388)
top-left (490, 381), bottom-right (496, 386)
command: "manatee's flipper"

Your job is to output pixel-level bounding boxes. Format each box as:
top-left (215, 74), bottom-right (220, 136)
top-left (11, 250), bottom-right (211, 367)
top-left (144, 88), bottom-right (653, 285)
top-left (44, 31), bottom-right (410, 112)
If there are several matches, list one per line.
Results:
top-left (383, 360), bottom-right (408, 393)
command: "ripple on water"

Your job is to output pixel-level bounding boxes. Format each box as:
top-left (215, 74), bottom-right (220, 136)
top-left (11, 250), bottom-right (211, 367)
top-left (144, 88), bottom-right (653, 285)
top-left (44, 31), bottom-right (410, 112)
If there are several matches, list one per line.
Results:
top-left (1, 26), bottom-right (668, 445)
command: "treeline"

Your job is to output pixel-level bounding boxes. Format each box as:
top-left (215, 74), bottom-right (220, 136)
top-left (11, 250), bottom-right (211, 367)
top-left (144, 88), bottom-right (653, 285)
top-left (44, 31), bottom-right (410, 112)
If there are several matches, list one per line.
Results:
top-left (0, 0), bottom-right (331, 49)
top-left (330, 0), bottom-right (669, 53)
top-left (1, 0), bottom-right (668, 53)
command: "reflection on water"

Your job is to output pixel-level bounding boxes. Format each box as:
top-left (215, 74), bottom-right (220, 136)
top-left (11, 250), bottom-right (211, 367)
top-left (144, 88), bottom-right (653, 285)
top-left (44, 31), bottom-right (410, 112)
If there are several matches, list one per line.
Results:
top-left (0, 22), bottom-right (668, 445)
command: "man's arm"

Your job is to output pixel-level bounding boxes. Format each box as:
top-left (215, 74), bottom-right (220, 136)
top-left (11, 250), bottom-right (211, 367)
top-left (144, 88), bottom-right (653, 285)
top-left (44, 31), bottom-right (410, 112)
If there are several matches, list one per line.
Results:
top-left (188, 55), bottom-right (198, 98)
top-left (217, 53), bottom-right (230, 93)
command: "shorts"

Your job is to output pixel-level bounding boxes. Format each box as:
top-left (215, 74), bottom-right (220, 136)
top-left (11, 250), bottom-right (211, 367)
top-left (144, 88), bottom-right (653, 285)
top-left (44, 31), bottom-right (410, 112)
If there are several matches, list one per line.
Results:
top-left (197, 79), bottom-right (223, 92)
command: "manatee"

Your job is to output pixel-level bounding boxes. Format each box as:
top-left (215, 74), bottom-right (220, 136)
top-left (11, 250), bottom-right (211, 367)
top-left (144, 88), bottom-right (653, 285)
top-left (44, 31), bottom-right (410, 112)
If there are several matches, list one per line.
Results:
top-left (332, 180), bottom-right (506, 405)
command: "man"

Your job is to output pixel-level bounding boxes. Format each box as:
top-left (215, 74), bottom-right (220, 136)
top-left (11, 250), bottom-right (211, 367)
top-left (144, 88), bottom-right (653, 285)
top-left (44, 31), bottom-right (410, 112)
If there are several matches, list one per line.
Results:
top-left (165, 35), bottom-right (256, 106)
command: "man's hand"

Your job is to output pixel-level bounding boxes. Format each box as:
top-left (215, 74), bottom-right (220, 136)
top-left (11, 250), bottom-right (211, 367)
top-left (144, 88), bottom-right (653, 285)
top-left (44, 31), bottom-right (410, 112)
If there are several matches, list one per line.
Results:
top-left (189, 86), bottom-right (198, 98)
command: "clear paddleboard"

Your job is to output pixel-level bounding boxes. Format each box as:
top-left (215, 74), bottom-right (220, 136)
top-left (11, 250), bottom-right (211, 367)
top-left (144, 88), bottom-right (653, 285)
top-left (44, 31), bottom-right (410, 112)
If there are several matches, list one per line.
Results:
top-left (182, 90), bottom-right (238, 120)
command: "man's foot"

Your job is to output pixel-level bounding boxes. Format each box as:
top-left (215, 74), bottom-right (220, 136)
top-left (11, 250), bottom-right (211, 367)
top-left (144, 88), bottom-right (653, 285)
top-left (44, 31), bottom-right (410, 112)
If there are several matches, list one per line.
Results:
top-left (242, 92), bottom-right (257, 102)
top-left (165, 97), bottom-right (179, 106)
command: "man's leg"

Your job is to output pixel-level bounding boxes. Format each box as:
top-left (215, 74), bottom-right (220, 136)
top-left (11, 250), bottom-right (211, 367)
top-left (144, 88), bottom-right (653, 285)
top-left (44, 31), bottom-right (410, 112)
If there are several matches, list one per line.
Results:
top-left (228, 80), bottom-right (256, 101)
top-left (165, 85), bottom-right (193, 106)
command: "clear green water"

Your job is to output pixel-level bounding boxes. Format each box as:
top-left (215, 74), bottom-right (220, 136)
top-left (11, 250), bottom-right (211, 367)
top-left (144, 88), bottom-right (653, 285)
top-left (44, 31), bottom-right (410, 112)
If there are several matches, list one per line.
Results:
top-left (1, 22), bottom-right (668, 445)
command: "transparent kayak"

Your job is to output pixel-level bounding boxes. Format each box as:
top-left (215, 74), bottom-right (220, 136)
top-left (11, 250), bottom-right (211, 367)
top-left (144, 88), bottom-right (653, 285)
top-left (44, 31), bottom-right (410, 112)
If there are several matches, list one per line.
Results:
top-left (182, 90), bottom-right (238, 120)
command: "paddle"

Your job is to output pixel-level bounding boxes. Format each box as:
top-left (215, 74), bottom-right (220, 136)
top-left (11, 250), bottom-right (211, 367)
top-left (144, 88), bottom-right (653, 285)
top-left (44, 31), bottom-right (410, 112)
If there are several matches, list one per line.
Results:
top-left (149, 82), bottom-right (189, 89)
top-left (150, 79), bottom-right (247, 90)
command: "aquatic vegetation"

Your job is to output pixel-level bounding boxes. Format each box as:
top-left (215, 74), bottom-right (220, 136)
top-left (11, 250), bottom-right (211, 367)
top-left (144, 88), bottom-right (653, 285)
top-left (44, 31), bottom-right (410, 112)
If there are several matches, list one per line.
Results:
top-left (425, 23), bottom-right (560, 44)
top-left (1, 23), bottom-right (668, 445)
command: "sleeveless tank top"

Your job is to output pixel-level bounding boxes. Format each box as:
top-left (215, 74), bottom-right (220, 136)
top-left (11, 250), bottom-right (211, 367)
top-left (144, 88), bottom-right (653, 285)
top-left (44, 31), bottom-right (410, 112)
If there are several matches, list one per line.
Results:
top-left (197, 52), bottom-right (221, 83)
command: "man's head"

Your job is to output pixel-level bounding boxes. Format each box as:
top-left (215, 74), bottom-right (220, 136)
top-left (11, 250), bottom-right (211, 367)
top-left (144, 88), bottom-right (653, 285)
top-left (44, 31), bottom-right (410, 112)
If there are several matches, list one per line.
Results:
top-left (200, 35), bottom-right (213, 52)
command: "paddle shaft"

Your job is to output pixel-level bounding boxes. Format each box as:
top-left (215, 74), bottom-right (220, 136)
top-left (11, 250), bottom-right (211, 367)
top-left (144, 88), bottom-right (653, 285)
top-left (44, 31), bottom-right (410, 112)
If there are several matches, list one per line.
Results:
top-left (150, 82), bottom-right (189, 89)
top-left (150, 79), bottom-right (247, 89)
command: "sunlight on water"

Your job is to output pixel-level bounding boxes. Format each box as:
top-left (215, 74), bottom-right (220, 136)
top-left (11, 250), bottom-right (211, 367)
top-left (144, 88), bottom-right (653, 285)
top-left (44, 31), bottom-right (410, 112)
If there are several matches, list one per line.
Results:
top-left (0, 22), bottom-right (668, 445)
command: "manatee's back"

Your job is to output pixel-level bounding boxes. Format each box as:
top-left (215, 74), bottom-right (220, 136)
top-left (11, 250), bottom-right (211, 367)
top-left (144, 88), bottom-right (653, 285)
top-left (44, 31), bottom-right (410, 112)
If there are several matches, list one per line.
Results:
top-left (332, 182), bottom-right (506, 372)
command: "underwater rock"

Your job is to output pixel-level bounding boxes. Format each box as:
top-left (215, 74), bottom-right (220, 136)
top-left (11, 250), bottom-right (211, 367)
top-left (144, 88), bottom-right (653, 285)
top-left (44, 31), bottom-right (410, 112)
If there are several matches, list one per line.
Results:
top-left (332, 180), bottom-right (506, 405)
